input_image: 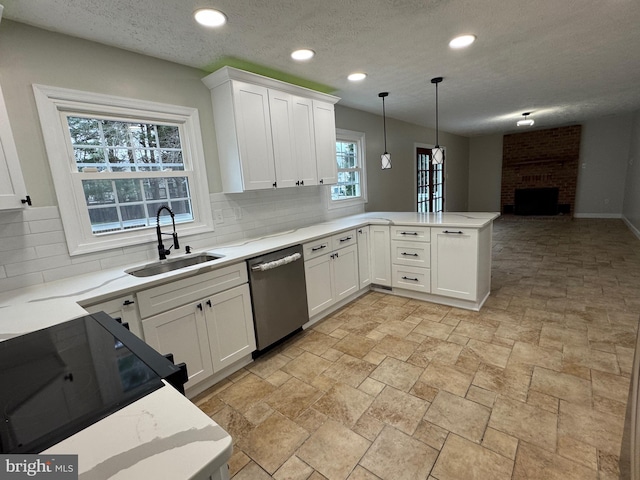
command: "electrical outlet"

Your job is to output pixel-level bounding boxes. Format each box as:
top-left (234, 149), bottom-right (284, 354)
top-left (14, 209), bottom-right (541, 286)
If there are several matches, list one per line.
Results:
top-left (214, 209), bottom-right (224, 224)
top-left (234, 207), bottom-right (242, 220)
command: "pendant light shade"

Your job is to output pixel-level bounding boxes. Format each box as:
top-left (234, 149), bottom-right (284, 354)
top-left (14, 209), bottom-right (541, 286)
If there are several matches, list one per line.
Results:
top-left (379, 92), bottom-right (392, 169)
top-left (517, 112), bottom-right (535, 127)
top-left (431, 77), bottom-right (444, 165)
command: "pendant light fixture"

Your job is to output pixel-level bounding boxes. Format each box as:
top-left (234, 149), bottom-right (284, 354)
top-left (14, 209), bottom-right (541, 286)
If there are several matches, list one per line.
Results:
top-left (431, 77), bottom-right (444, 165)
top-left (379, 92), bottom-right (392, 170)
top-left (517, 112), bottom-right (535, 127)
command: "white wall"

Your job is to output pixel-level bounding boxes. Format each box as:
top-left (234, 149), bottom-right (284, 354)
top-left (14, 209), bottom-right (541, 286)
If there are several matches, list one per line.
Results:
top-left (468, 135), bottom-right (503, 212)
top-left (575, 114), bottom-right (633, 217)
top-left (623, 110), bottom-right (640, 237)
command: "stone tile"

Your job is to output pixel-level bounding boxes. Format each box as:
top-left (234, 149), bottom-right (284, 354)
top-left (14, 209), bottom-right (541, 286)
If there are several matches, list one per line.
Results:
top-left (322, 348), bottom-right (345, 362)
top-left (598, 451), bottom-right (621, 479)
top-left (266, 370), bottom-right (293, 387)
top-left (372, 335), bottom-right (418, 361)
top-left (411, 318), bottom-right (455, 340)
top-left (413, 420), bottom-right (449, 450)
top-left (366, 386), bottom-right (428, 435)
top-left (424, 390), bottom-right (491, 443)
top-left (217, 373), bottom-right (276, 413)
top-left (322, 353), bottom-right (376, 387)
top-left (482, 427), bottom-right (518, 460)
top-left (353, 413), bottom-right (385, 442)
top-left (209, 405), bottom-right (254, 444)
top-left (472, 363), bottom-right (531, 402)
top-left (563, 345), bottom-right (620, 374)
top-left (233, 461), bottom-right (273, 480)
top-left (410, 380), bottom-right (439, 402)
top-left (462, 338), bottom-right (512, 368)
top-left (266, 377), bottom-right (323, 419)
top-left (466, 385), bottom-right (497, 408)
top-left (297, 420), bottom-right (370, 480)
top-left (347, 466), bottom-right (382, 480)
top-left (313, 316), bottom-right (346, 335)
top-left (237, 412), bottom-right (310, 474)
top-left (248, 352), bottom-right (292, 379)
top-left (294, 407), bottom-right (327, 433)
top-left (313, 383), bottom-right (374, 427)
top-left (453, 320), bottom-right (496, 342)
top-left (530, 366), bottom-right (592, 405)
top-left (558, 400), bottom-right (625, 454)
top-left (526, 390), bottom-right (559, 414)
top-left (374, 319), bottom-right (415, 338)
top-left (407, 336), bottom-right (463, 367)
top-left (282, 351), bottom-right (333, 383)
top-left (333, 334), bottom-right (377, 358)
top-left (274, 455), bottom-right (314, 480)
top-left (294, 331), bottom-right (340, 356)
top-left (593, 394), bottom-right (627, 418)
top-left (358, 377), bottom-right (386, 397)
top-left (369, 356), bottom-right (422, 392)
top-left (508, 341), bottom-right (563, 371)
top-left (591, 369), bottom-right (630, 403)
top-left (420, 361), bottom-right (474, 397)
top-left (431, 434), bottom-right (514, 480)
top-left (244, 402), bottom-right (275, 425)
top-left (489, 396), bottom-right (558, 452)
top-left (360, 425), bottom-right (439, 480)
top-left (228, 449), bottom-right (251, 477)
top-left (494, 323), bottom-right (541, 344)
top-left (197, 394), bottom-right (225, 417)
top-left (557, 434), bottom-right (598, 470)
top-left (512, 441), bottom-right (597, 480)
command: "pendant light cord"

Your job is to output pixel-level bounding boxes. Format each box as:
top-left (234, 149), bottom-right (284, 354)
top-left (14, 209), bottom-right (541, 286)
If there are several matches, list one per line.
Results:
top-left (382, 96), bottom-right (388, 153)
top-left (435, 82), bottom-right (439, 147)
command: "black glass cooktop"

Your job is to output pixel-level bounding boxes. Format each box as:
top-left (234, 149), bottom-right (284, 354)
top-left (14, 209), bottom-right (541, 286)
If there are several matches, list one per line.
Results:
top-left (0, 313), bottom-right (167, 454)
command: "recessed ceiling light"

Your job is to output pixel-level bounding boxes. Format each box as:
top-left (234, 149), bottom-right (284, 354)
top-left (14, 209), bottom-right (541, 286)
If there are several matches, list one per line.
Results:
top-left (449, 34), bottom-right (476, 49)
top-left (348, 72), bottom-right (367, 82)
top-left (194, 8), bottom-right (227, 28)
top-left (291, 49), bottom-right (315, 61)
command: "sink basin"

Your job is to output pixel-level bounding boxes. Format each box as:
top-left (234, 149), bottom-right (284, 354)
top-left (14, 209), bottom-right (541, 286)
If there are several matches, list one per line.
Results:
top-left (126, 253), bottom-right (223, 277)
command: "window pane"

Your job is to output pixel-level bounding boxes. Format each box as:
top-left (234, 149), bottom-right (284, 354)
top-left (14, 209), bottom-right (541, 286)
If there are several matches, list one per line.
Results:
top-left (115, 179), bottom-right (143, 203)
top-left (75, 148), bottom-right (106, 170)
top-left (157, 125), bottom-right (181, 149)
top-left (102, 121), bottom-right (131, 147)
top-left (120, 205), bottom-right (148, 227)
top-left (130, 123), bottom-right (158, 149)
top-left (68, 117), bottom-right (101, 146)
top-left (144, 178), bottom-right (168, 200)
top-left (83, 180), bottom-right (115, 204)
top-left (161, 150), bottom-right (184, 170)
top-left (88, 207), bottom-right (119, 233)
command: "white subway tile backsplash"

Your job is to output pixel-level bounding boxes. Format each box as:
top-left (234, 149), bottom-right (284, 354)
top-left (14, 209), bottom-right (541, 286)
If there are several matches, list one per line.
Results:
top-left (0, 187), bottom-right (364, 295)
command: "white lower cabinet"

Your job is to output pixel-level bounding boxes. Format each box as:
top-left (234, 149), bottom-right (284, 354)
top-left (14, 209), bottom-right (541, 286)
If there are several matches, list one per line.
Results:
top-left (139, 263), bottom-right (256, 390)
top-left (83, 294), bottom-right (143, 339)
top-left (304, 232), bottom-right (359, 317)
top-left (370, 226), bottom-right (391, 287)
top-left (357, 226), bottom-right (371, 288)
top-left (430, 227), bottom-right (479, 300)
top-left (391, 226), bottom-right (431, 294)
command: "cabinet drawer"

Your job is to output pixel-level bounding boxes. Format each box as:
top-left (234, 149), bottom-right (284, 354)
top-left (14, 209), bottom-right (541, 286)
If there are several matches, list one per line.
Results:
top-left (392, 264), bottom-right (431, 293)
top-left (390, 226), bottom-right (430, 242)
top-left (137, 263), bottom-right (248, 318)
top-left (391, 240), bottom-right (431, 268)
top-left (331, 229), bottom-right (357, 250)
top-left (303, 236), bottom-right (332, 260)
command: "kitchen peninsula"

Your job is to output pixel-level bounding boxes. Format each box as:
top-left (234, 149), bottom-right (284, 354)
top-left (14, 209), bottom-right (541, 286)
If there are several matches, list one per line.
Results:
top-left (0, 211), bottom-right (498, 479)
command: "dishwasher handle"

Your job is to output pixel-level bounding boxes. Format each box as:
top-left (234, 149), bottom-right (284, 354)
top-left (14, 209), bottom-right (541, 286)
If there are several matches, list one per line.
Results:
top-left (251, 252), bottom-right (302, 272)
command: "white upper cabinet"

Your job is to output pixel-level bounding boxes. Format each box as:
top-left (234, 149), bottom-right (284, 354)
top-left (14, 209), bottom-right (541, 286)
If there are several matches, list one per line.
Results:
top-left (203, 67), bottom-right (339, 192)
top-left (0, 84), bottom-right (29, 210)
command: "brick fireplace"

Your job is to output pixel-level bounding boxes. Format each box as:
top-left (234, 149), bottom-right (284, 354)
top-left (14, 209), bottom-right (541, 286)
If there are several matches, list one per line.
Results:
top-left (501, 125), bottom-right (581, 216)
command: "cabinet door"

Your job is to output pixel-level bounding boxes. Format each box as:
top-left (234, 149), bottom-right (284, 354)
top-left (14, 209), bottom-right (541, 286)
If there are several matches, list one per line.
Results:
top-left (232, 81), bottom-right (276, 190)
top-left (332, 244), bottom-right (359, 302)
top-left (370, 225), bottom-right (391, 286)
top-left (431, 228), bottom-right (478, 300)
top-left (304, 253), bottom-right (334, 316)
top-left (84, 295), bottom-right (143, 340)
top-left (269, 89), bottom-right (297, 188)
top-left (0, 84), bottom-right (28, 210)
top-left (292, 96), bottom-right (318, 186)
top-left (357, 227), bottom-right (371, 288)
top-left (205, 284), bottom-right (256, 372)
top-left (142, 302), bottom-right (213, 389)
top-left (313, 100), bottom-right (337, 185)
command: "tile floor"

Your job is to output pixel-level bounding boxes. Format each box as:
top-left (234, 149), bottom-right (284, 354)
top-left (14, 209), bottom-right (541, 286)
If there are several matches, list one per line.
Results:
top-left (193, 217), bottom-right (640, 480)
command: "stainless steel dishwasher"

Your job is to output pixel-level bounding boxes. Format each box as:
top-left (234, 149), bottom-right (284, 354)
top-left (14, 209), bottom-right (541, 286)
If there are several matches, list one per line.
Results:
top-left (247, 244), bottom-right (308, 353)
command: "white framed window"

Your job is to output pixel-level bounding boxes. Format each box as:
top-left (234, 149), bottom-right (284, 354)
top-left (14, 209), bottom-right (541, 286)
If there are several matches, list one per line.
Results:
top-left (33, 84), bottom-right (213, 256)
top-left (329, 129), bottom-right (367, 209)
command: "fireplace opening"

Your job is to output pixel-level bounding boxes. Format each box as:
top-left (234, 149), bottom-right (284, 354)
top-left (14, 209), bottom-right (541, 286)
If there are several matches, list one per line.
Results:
top-left (514, 187), bottom-right (559, 215)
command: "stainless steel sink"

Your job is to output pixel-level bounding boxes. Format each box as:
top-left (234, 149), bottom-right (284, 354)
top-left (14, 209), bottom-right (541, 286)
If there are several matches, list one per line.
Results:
top-left (126, 253), bottom-right (223, 277)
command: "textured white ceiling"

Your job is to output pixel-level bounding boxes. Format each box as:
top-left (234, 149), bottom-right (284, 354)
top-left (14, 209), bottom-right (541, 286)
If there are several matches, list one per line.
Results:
top-left (3, 0), bottom-right (640, 136)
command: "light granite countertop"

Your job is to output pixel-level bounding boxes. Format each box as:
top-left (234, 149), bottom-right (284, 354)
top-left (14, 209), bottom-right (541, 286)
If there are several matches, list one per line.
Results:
top-left (0, 212), bottom-right (499, 337)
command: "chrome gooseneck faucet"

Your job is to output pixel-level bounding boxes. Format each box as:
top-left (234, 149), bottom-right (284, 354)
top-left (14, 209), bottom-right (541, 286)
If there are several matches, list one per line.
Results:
top-left (156, 206), bottom-right (180, 260)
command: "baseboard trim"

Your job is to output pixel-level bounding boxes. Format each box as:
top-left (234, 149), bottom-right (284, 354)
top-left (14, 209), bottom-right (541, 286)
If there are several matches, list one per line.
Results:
top-left (573, 213), bottom-right (623, 219)
top-left (623, 216), bottom-right (640, 240)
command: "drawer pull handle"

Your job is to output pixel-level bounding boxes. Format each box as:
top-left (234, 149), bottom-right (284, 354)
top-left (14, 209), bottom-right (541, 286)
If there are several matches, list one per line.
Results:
top-left (197, 303), bottom-right (203, 311)
top-left (312, 245), bottom-right (327, 252)
top-left (443, 230), bottom-right (463, 234)
top-left (339, 236), bottom-right (353, 242)
top-left (122, 299), bottom-right (135, 306)
top-left (401, 252), bottom-right (419, 257)
top-left (206, 300), bottom-right (212, 308)
top-left (402, 276), bottom-right (419, 281)
top-left (400, 231), bottom-right (418, 236)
